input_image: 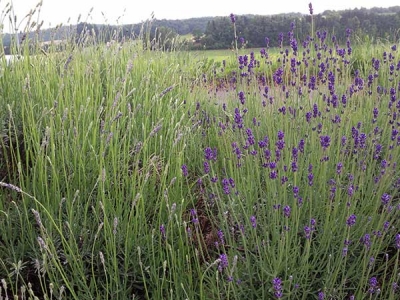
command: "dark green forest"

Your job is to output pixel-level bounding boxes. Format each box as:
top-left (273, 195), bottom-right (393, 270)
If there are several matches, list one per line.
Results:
top-left (198, 6), bottom-right (400, 49)
top-left (2, 6), bottom-right (400, 54)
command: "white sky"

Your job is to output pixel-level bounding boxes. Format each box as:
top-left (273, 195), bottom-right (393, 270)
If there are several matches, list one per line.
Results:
top-left (1, 0), bottom-right (399, 33)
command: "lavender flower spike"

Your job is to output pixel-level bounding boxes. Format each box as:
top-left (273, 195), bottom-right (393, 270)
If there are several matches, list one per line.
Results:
top-left (230, 13), bottom-right (236, 24)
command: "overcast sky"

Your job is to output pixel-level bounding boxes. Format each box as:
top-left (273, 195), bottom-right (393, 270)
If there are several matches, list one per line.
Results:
top-left (2, 0), bottom-right (399, 32)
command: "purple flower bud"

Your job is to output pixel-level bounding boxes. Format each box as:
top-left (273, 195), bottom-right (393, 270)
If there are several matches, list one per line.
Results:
top-left (272, 277), bottom-right (283, 298)
top-left (336, 162), bottom-right (343, 174)
top-left (395, 233), bottom-right (400, 249)
top-left (381, 193), bottom-right (391, 205)
top-left (160, 224), bottom-right (166, 238)
top-left (238, 91), bottom-right (246, 104)
top-left (283, 205), bottom-right (291, 218)
top-left (361, 234), bottom-right (371, 249)
top-left (217, 229), bottom-right (225, 245)
top-left (203, 161), bottom-right (210, 174)
top-left (250, 215), bottom-right (257, 228)
top-left (229, 13), bottom-right (236, 24)
top-left (181, 164), bottom-right (188, 177)
top-left (346, 214), bottom-right (356, 227)
top-left (368, 277), bottom-right (378, 294)
top-left (320, 135), bottom-right (331, 149)
top-left (218, 253), bottom-right (229, 271)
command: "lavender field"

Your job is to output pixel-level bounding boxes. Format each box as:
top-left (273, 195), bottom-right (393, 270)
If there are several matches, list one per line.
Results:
top-left (0, 5), bottom-right (400, 300)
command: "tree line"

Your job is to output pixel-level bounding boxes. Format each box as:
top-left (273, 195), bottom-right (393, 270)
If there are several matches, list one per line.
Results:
top-left (2, 6), bottom-right (400, 54)
top-left (198, 6), bottom-right (400, 50)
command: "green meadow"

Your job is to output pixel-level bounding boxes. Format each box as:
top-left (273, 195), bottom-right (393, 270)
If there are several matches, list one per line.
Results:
top-left (0, 8), bottom-right (400, 300)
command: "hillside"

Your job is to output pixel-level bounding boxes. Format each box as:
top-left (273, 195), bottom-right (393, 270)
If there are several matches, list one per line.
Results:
top-left (2, 6), bottom-right (400, 53)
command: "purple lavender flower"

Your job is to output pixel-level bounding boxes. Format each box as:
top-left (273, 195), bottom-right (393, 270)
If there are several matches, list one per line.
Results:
top-left (291, 38), bottom-right (298, 54)
top-left (277, 130), bottom-right (285, 140)
top-left (346, 214), bottom-right (356, 227)
top-left (292, 147), bottom-right (298, 161)
top-left (218, 253), bottom-right (229, 271)
top-left (204, 147), bottom-right (214, 161)
top-left (313, 103), bottom-right (319, 118)
top-left (160, 224), bottom-right (166, 239)
top-left (336, 162), bottom-right (343, 174)
top-left (203, 161), bottom-right (210, 174)
top-left (381, 193), bottom-right (391, 205)
top-left (347, 185), bottom-right (354, 197)
top-left (304, 226), bottom-right (312, 239)
top-left (181, 164), bottom-right (188, 177)
top-left (264, 149), bottom-right (271, 160)
top-left (238, 91), bottom-right (246, 104)
top-left (393, 282), bottom-right (399, 292)
top-left (229, 13), bottom-right (236, 24)
top-left (283, 206), bottom-right (291, 218)
top-left (293, 186), bottom-right (299, 197)
top-left (383, 221), bottom-right (390, 231)
top-left (222, 178), bottom-right (231, 195)
top-left (275, 149), bottom-right (281, 161)
top-left (373, 59), bottom-right (380, 71)
top-left (308, 3), bottom-right (313, 15)
top-left (298, 139), bottom-right (305, 153)
top-left (368, 277), bottom-right (378, 294)
top-left (308, 172), bottom-right (314, 186)
top-left (270, 170), bottom-right (278, 179)
top-left (250, 215), bottom-right (257, 228)
top-left (234, 108), bottom-right (243, 128)
top-left (395, 233), bottom-right (400, 249)
top-left (306, 111), bottom-right (312, 123)
top-left (229, 178), bottom-right (236, 188)
top-left (272, 277), bottom-right (283, 298)
top-left (361, 234), bottom-right (371, 249)
top-left (341, 94), bottom-right (347, 106)
top-left (320, 135), bottom-right (331, 149)
top-left (373, 107), bottom-right (379, 119)
top-left (291, 161), bottom-right (298, 172)
top-left (276, 140), bottom-right (285, 150)
top-left (318, 291), bottom-right (325, 300)
top-left (341, 136), bottom-right (347, 146)
top-left (218, 229), bottom-right (225, 245)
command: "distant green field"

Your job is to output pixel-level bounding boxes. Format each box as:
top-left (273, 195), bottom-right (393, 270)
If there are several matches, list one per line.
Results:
top-left (193, 47), bottom-right (271, 61)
